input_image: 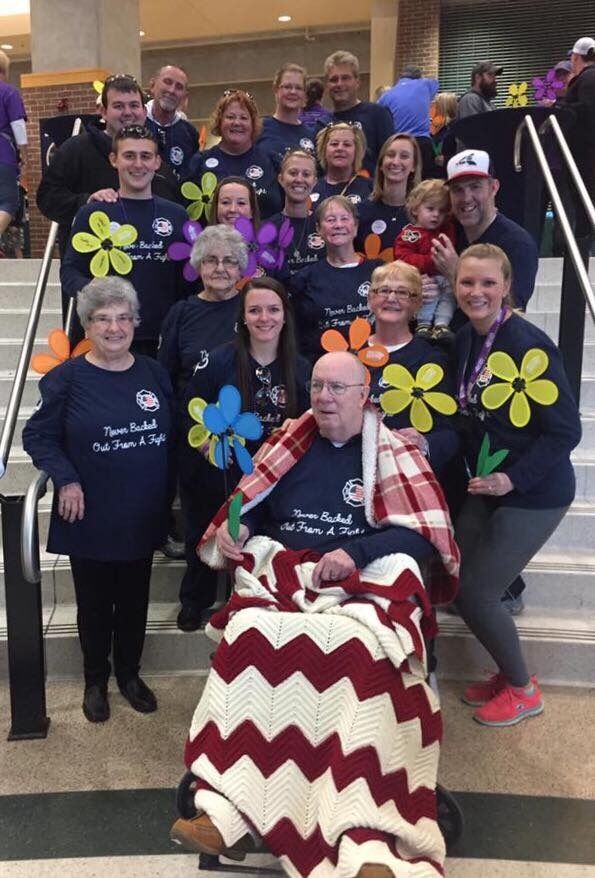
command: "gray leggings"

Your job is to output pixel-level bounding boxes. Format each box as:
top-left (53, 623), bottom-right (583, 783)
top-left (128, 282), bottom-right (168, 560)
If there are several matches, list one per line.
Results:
top-left (454, 497), bottom-right (568, 687)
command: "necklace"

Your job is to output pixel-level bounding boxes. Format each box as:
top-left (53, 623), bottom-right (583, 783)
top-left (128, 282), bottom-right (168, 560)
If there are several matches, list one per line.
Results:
top-left (458, 306), bottom-right (508, 410)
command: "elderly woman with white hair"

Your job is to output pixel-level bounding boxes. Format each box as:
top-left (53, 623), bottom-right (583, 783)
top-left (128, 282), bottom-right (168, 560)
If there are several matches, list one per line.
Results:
top-left (23, 277), bottom-right (175, 723)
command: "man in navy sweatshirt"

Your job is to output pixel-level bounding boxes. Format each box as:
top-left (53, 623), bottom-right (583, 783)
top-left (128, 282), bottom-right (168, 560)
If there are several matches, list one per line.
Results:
top-left (146, 64), bottom-right (198, 179)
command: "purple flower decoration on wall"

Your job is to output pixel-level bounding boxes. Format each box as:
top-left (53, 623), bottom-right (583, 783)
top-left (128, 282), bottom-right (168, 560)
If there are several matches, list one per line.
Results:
top-left (533, 68), bottom-right (564, 103)
top-left (234, 217), bottom-right (294, 277)
top-left (167, 220), bottom-right (204, 282)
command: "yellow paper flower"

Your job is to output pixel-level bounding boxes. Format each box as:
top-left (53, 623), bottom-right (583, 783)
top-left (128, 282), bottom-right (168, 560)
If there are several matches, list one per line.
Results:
top-left (505, 82), bottom-right (529, 108)
top-left (181, 172), bottom-right (218, 220)
top-left (187, 397), bottom-right (246, 465)
top-left (481, 349), bottom-right (559, 428)
top-left (71, 211), bottom-right (137, 277)
top-left (380, 362), bottom-right (457, 433)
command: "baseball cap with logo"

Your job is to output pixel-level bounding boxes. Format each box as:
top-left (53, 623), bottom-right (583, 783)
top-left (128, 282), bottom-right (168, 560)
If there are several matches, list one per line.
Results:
top-left (571, 37), bottom-right (595, 56)
top-left (446, 149), bottom-right (494, 183)
top-left (472, 60), bottom-right (504, 78)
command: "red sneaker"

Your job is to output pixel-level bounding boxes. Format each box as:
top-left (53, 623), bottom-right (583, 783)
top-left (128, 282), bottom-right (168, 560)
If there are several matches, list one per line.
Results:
top-left (474, 680), bottom-right (544, 727)
top-left (461, 672), bottom-right (506, 706)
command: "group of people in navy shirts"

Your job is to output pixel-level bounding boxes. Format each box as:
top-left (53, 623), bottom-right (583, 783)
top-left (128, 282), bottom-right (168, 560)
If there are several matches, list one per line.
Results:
top-left (24, 47), bottom-right (583, 733)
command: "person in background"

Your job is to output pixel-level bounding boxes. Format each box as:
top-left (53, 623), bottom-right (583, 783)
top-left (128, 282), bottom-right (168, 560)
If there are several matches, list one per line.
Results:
top-left (430, 92), bottom-right (458, 177)
top-left (290, 195), bottom-right (383, 363)
top-left (208, 176), bottom-right (260, 227)
top-left (453, 244), bottom-right (581, 727)
top-left (268, 148), bottom-right (324, 278)
top-left (186, 90), bottom-right (281, 219)
top-left (394, 178), bottom-right (456, 342)
top-left (354, 132), bottom-right (421, 255)
top-left (312, 121), bottom-right (372, 206)
top-left (321, 50), bottom-right (394, 175)
top-left (23, 277), bottom-right (175, 723)
top-left (179, 277), bottom-right (309, 630)
top-left (299, 78), bottom-right (333, 128)
top-left (145, 64), bottom-right (198, 179)
top-left (0, 49), bottom-right (27, 256)
top-left (159, 226), bottom-right (248, 633)
top-left (456, 60), bottom-right (503, 121)
top-left (256, 63), bottom-right (315, 168)
top-left (378, 65), bottom-right (439, 179)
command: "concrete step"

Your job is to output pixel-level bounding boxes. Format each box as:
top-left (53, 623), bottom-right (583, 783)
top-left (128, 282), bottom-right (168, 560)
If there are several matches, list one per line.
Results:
top-left (0, 281), bottom-right (62, 310)
top-left (0, 258), bottom-right (61, 283)
top-left (522, 551), bottom-right (595, 613)
top-left (0, 370), bottom-right (42, 409)
top-left (436, 608), bottom-right (595, 687)
top-left (533, 257), bottom-right (595, 285)
top-left (0, 337), bottom-right (63, 374)
top-left (0, 309), bottom-right (63, 339)
top-left (525, 309), bottom-right (595, 343)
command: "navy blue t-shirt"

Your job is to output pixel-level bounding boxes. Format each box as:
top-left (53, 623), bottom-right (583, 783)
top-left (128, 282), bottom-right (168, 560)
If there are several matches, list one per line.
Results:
top-left (61, 195), bottom-right (192, 342)
top-left (146, 109), bottom-right (199, 179)
top-left (242, 433), bottom-right (433, 569)
top-left (256, 117), bottom-right (315, 169)
top-left (290, 257), bottom-right (383, 362)
top-left (187, 144), bottom-right (282, 218)
top-left (455, 213), bottom-right (539, 309)
top-left (22, 356), bottom-right (174, 560)
top-left (367, 336), bottom-right (459, 474)
top-left (311, 174), bottom-right (373, 210)
top-left (158, 293), bottom-right (240, 397)
top-left (315, 102), bottom-right (394, 175)
top-left (268, 211), bottom-right (326, 278)
top-left (455, 314), bottom-right (581, 508)
top-left (354, 199), bottom-right (408, 254)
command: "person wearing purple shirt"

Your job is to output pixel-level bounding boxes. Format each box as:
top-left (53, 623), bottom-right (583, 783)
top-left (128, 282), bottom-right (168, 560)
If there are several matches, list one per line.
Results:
top-left (0, 50), bottom-right (27, 246)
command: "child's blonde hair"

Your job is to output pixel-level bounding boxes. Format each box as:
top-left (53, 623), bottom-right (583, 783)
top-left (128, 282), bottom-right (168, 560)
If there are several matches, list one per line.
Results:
top-left (406, 179), bottom-right (450, 223)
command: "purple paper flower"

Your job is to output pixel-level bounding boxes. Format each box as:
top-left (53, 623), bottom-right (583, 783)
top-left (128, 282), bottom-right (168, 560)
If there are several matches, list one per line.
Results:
top-left (533, 68), bottom-right (564, 103)
top-left (167, 220), bottom-right (204, 282)
top-left (234, 217), bottom-right (294, 277)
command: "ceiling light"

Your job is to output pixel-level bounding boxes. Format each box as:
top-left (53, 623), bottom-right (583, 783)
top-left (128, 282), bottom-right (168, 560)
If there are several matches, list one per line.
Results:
top-left (139, 30), bottom-right (145, 37)
top-left (278, 15), bottom-right (291, 22)
top-left (1, 44), bottom-right (14, 50)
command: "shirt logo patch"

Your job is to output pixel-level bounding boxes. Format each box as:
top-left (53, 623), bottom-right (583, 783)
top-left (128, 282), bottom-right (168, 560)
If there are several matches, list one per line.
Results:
top-left (153, 217), bottom-right (174, 236)
top-left (476, 366), bottom-right (493, 388)
top-left (401, 228), bottom-right (421, 243)
top-left (270, 385), bottom-right (287, 407)
top-left (136, 389), bottom-right (160, 412)
top-left (169, 146), bottom-right (184, 166)
top-left (205, 157), bottom-right (219, 168)
top-left (193, 351), bottom-right (209, 373)
top-left (357, 281), bottom-right (371, 299)
top-left (245, 165), bottom-right (264, 180)
top-left (347, 194), bottom-right (362, 205)
top-left (342, 478), bottom-right (365, 507)
top-left (307, 232), bottom-right (325, 250)
top-left (300, 137), bottom-right (315, 151)
top-left (310, 192), bottom-right (320, 203)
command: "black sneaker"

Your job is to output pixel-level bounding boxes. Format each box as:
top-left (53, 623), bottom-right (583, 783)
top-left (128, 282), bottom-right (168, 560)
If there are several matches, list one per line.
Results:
top-left (415, 324), bottom-right (433, 339)
top-left (118, 676), bottom-right (157, 713)
top-left (83, 684), bottom-right (109, 723)
top-left (177, 603), bottom-right (203, 632)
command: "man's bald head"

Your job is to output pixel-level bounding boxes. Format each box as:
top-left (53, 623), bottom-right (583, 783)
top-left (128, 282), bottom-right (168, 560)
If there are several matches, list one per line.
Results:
top-left (311, 351), bottom-right (369, 442)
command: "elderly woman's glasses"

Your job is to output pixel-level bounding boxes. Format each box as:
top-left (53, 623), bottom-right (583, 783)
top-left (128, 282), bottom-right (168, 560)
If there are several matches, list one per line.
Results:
top-left (201, 256), bottom-right (240, 269)
top-left (307, 379), bottom-right (365, 396)
top-left (371, 286), bottom-right (419, 301)
top-left (89, 314), bottom-right (134, 327)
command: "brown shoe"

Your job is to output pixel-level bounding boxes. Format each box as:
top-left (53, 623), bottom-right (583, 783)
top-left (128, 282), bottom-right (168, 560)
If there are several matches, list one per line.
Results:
top-left (170, 813), bottom-right (254, 861)
top-left (357, 866), bottom-right (394, 878)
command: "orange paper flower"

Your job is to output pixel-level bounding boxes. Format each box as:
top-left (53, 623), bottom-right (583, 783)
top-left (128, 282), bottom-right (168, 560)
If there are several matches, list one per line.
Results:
top-left (359, 232), bottom-right (394, 264)
top-left (321, 317), bottom-right (389, 383)
top-left (31, 329), bottom-right (91, 375)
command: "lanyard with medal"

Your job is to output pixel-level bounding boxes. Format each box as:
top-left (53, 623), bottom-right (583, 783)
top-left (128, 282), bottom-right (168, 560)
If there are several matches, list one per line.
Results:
top-left (458, 305), bottom-right (508, 411)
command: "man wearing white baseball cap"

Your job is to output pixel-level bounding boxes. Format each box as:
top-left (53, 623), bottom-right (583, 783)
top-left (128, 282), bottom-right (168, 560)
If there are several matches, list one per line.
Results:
top-left (430, 148), bottom-right (538, 311)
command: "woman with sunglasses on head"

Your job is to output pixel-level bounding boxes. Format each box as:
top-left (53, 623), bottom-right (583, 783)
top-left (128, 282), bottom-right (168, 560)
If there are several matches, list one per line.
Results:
top-left (256, 63), bottom-right (316, 169)
top-left (355, 133), bottom-right (422, 256)
top-left (180, 277), bottom-right (310, 625)
top-left (366, 260), bottom-right (459, 477)
top-left (267, 149), bottom-right (325, 279)
top-left (312, 122), bottom-right (372, 208)
top-left (186, 90), bottom-right (281, 218)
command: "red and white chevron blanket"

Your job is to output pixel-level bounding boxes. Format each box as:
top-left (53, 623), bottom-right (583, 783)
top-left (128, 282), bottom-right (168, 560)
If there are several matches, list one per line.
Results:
top-left (184, 537), bottom-right (445, 877)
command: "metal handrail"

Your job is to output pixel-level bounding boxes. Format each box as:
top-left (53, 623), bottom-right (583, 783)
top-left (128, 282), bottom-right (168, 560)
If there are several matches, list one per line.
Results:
top-left (539, 114), bottom-right (595, 234)
top-left (21, 469), bottom-right (48, 583)
top-left (513, 113), bottom-right (595, 323)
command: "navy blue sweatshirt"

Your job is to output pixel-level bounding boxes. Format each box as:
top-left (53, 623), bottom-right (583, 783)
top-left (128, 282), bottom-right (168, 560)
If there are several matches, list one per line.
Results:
top-left (186, 144), bottom-right (282, 218)
top-left (314, 102), bottom-right (394, 175)
top-left (242, 433), bottom-right (434, 568)
top-left (312, 174), bottom-right (373, 209)
top-left (256, 117), bottom-right (315, 169)
top-left (368, 336), bottom-right (459, 474)
top-left (455, 314), bottom-right (581, 508)
top-left (22, 356), bottom-right (174, 560)
top-left (145, 106), bottom-right (199, 180)
top-left (268, 211), bottom-right (326, 279)
top-left (157, 293), bottom-right (240, 397)
top-left (354, 199), bottom-right (408, 254)
top-left (290, 257), bottom-right (383, 362)
top-left (61, 196), bottom-right (192, 342)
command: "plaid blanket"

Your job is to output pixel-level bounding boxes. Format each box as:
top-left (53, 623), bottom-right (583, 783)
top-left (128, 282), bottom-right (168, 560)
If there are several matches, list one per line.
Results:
top-left (185, 538), bottom-right (446, 876)
top-left (200, 405), bottom-right (459, 605)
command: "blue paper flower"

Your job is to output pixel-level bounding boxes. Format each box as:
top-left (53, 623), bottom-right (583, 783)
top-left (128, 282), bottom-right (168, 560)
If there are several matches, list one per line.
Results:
top-left (203, 385), bottom-right (263, 474)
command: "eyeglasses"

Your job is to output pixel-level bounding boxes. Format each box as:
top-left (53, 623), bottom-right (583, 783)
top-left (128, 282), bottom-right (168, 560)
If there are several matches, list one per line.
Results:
top-left (370, 286), bottom-right (419, 301)
top-left (201, 256), bottom-right (240, 269)
top-left (89, 314), bottom-right (134, 327)
top-left (308, 379), bottom-right (365, 396)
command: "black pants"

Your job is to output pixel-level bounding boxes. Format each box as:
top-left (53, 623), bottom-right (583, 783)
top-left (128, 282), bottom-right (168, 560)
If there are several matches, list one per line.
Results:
top-left (416, 136), bottom-right (437, 179)
top-left (70, 556), bottom-right (153, 687)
